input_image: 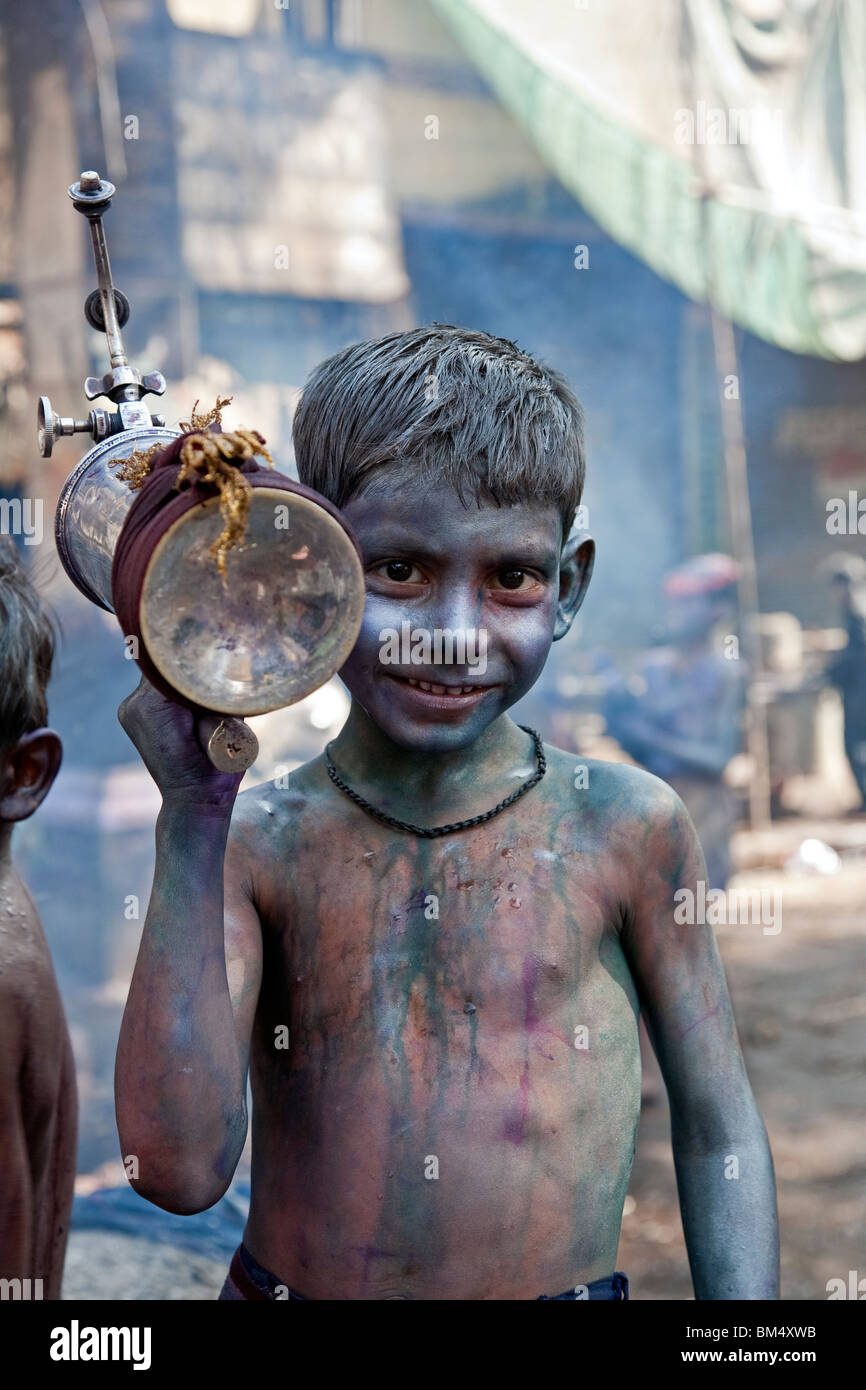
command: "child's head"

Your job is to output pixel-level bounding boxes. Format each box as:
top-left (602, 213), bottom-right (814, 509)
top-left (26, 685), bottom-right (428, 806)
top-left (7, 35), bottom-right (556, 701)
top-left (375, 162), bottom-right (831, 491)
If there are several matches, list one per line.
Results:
top-left (294, 326), bottom-right (593, 752)
top-left (293, 323), bottom-right (585, 532)
top-left (0, 538), bottom-right (62, 835)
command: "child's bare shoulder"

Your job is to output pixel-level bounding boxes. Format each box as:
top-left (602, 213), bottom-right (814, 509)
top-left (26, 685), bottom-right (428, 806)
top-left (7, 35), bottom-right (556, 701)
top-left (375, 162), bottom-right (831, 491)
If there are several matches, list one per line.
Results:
top-left (0, 872), bottom-right (68, 1087)
top-left (228, 756), bottom-right (330, 848)
top-left (541, 745), bottom-right (701, 907)
top-left (542, 743), bottom-right (693, 843)
top-left (227, 745), bottom-right (695, 878)
top-left (0, 870), bottom-right (56, 981)
top-left (229, 747), bottom-right (691, 836)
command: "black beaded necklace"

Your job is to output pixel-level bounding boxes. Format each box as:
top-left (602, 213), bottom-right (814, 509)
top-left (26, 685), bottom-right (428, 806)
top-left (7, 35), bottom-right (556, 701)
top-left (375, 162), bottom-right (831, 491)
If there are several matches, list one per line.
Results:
top-left (324, 726), bottom-right (547, 838)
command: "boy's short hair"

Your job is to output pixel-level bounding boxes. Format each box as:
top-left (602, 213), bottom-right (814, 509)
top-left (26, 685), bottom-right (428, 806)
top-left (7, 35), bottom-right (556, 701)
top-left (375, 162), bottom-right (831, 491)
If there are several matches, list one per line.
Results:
top-left (0, 537), bottom-right (54, 754)
top-left (293, 324), bottom-right (585, 533)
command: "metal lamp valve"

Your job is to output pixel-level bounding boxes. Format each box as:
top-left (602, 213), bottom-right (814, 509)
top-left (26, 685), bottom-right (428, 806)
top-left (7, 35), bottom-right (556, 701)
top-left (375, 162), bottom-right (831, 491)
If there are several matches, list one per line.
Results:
top-left (36, 171), bottom-right (167, 458)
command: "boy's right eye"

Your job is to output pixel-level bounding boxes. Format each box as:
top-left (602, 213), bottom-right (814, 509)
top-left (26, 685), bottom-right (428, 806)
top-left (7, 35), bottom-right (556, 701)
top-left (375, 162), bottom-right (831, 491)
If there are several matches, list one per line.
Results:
top-left (371, 560), bottom-right (426, 584)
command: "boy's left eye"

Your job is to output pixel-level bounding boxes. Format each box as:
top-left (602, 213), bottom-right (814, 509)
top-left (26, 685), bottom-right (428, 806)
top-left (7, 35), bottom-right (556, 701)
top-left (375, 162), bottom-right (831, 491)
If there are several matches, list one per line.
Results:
top-left (491, 568), bottom-right (537, 592)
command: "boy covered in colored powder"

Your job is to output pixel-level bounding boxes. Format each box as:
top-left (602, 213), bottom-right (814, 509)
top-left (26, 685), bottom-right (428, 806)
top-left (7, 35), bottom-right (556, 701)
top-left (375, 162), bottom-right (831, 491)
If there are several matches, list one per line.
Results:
top-left (116, 326), bottom-right (778, 1300)
top-left (0, 538), bottom-right (76, 1298)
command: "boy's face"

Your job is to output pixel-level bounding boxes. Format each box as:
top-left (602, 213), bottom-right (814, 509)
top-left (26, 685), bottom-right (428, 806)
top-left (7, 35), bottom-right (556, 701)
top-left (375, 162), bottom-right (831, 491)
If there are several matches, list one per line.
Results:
top-left (338, 475), bottom-right (586, 753)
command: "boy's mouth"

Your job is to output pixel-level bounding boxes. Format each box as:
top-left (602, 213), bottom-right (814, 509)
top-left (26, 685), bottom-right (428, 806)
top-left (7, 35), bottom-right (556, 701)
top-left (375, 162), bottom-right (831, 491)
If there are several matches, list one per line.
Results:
top-left (405, 676), bottom-right (484, 695)
top-left (384, 672), bottom-right (495, 709)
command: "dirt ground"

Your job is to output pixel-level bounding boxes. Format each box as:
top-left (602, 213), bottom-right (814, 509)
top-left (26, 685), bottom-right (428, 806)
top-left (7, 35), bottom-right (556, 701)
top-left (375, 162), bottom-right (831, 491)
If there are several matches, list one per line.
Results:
top-left (619, 857), bottom-right (866, 1301)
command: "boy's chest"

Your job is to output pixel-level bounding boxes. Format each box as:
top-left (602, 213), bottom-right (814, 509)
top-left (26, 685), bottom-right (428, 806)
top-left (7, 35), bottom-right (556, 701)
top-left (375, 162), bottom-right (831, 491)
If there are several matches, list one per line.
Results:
top-left (264, 824), bottom-right (637, 1047)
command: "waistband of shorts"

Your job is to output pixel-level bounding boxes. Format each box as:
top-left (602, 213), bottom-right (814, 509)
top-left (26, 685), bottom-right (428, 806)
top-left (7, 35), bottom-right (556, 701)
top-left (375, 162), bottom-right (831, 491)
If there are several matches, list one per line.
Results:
top-left (224, 1246), bottom-right (628, 1302)
top-left (537, 1272), bottom-right (629, 1300)
top-left (217, 1244), bottom-right (307, 1300)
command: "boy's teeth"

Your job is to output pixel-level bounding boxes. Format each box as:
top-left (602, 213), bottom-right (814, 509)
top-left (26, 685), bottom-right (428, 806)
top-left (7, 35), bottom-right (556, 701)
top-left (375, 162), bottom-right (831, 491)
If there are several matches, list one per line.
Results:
top-left (406, 677), bottom-right (478, 695)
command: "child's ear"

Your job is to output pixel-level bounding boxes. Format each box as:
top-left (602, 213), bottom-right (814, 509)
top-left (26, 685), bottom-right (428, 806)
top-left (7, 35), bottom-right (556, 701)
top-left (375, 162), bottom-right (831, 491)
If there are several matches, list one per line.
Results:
top-left (554, 523), bottom-right (595, 641)
top-left (0, 730), bottom-right (63, 823)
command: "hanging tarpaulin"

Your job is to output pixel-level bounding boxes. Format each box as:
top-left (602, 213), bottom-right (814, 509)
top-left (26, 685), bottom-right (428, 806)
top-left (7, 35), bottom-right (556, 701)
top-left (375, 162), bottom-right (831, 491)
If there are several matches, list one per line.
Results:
top-left (430, 0), bottom-right (866, 362)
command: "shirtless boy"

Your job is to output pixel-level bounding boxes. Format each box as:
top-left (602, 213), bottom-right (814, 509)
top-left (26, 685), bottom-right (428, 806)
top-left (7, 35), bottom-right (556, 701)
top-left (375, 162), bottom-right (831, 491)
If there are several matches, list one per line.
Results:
top-left (115, 325), bottom-right (778, 1300)
top-left (0, 538), bottom-right (76, 1299)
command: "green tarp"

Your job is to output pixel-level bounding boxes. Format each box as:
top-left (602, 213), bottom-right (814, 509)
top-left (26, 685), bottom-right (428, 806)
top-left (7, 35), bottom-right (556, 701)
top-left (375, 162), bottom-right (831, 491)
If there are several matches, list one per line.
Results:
top-left (431, 0), bottom-right (866, 362)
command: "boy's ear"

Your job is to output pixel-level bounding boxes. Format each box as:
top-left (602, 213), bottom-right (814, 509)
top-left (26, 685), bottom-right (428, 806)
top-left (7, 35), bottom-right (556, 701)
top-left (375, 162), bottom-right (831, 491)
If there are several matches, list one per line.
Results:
top-left (0, 729), bottom-right (63, 823)
top-left (554, 524), bottom-right (595, 641)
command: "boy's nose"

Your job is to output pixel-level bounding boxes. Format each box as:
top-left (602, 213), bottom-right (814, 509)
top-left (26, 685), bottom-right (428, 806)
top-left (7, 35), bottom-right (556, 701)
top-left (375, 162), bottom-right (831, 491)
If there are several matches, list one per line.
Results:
top-left (426, 583), bottom-right (483, 635)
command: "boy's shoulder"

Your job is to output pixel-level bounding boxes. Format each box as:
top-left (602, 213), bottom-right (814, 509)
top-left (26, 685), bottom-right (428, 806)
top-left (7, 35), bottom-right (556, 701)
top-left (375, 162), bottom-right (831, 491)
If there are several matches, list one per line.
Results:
top-left (231, 745), bottom-right (691, 820)
top-left (0, 867), bottom-right (56, 978)
top-left (0, 869), bottom-right (68, 1081)
top-left (229, 744), bottom-right (695, 866)
top-left (542, 743), bottom-right (700, 876)
top-left (541, 742), bottom-right (690, 825)
top-left (230, 755), bottom-right (330, 836)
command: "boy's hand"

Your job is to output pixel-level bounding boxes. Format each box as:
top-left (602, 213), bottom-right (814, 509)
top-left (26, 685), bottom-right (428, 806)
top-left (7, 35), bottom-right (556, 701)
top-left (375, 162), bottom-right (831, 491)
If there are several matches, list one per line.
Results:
top-left (118, 676), bottom-right (244, 809)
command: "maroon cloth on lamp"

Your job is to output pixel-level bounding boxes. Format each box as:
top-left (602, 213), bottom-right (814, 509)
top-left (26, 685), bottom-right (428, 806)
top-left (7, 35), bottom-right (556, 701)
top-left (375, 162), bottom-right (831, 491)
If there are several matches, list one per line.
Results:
top-left (110, 430), bottom-right (363, 709)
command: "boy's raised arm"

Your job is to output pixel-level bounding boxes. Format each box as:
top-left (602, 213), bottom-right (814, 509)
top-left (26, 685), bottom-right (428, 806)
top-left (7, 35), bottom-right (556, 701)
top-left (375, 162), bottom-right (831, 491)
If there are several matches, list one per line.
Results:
top-left (114, 679), bottom-right (263, 1215)
top-left (620, 779), bottom-right (779, 1299)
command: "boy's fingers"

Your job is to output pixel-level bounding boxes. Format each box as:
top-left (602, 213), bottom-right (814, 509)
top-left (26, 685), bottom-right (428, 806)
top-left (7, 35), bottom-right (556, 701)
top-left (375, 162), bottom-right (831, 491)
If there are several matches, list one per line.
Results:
top-left (117, 676), bottom-right (192, 742)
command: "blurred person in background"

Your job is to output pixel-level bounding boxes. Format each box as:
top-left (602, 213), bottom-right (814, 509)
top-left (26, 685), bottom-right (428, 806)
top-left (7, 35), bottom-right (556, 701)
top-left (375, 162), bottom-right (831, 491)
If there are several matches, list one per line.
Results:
top-left (823, 554), bottom-right (866, 815)
top-left (603, 554), bottom-right (744, 891)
